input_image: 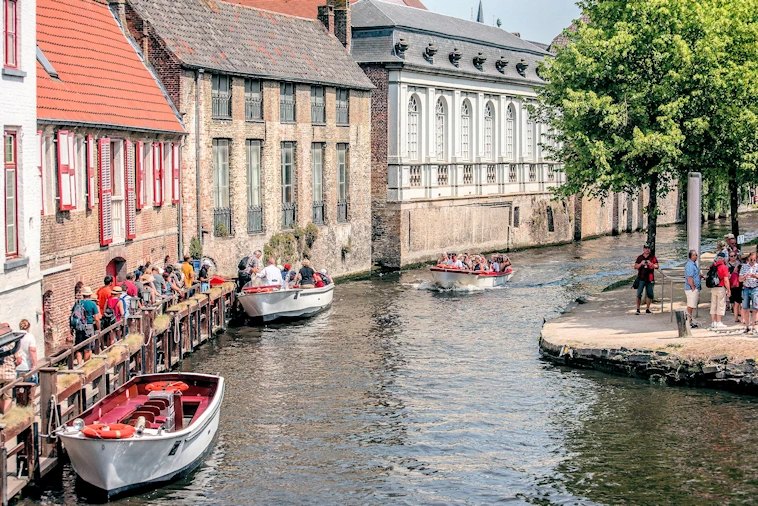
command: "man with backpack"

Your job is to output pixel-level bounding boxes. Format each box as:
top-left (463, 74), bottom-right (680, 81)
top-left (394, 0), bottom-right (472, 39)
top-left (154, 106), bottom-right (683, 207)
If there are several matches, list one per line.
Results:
top-left (71, 287), bottom-right (99, 365)
top-left (708, 251), bottom-right (731, 328)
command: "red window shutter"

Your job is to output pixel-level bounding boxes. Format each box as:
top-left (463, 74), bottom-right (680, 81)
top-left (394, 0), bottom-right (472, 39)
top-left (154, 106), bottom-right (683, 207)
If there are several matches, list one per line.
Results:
top-left (153, 142), bottom-right (163, 206)
top-left (67, 132), bottom-right (77, 210)
top-left (57, 130), bottom-right (72, 211)
top-left (38, 131), bottom-right (44, 215)
top-left (125, 141), bottom-right (137, 240)
top-left (87, 135), bottom-right (96, 209)
top-left (135, 141), bottom-right (144, 210)
top-left (98, 138), bottom-right (113, 246)
top-left (172, 143), bottom-right (180, 204)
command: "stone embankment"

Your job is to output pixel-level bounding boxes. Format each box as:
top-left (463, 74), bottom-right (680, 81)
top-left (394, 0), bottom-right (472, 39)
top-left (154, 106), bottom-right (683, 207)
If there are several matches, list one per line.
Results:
top-left (540, 273), bottom-right (758, 395)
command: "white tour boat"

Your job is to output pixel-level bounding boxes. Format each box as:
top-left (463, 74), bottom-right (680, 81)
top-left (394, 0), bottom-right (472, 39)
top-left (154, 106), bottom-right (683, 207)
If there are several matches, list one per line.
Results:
top-left (58, 373), bottom-right (224, 497)
top-left (237, 283), bottom-right (334, 321)
top-left (430, 265), bottom-right (514, 289)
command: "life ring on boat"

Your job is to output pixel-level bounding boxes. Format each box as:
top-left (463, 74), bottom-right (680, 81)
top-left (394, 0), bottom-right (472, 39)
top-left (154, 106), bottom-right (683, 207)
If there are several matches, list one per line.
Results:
top-left (145, 381), bottom-right (189, 393)
top-left (81, 423), bottom-right (136, 439)
top-left (243, 285), bottom-right (278, 293)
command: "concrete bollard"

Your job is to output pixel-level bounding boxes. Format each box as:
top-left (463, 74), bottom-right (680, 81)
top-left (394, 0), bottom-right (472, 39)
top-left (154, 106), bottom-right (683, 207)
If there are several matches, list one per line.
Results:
top-left (675, 309), bottom-right (692, 338)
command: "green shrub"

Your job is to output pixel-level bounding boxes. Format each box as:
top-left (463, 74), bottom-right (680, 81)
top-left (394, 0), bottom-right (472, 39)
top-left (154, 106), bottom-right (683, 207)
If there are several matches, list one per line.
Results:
top-left (189, 236), bottom-right (203, 259)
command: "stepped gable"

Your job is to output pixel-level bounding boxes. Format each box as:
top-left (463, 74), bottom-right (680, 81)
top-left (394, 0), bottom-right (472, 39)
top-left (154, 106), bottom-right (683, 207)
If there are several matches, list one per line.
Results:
top-left (36, 0), bottom-right (184, 133)
top-left (128, 0), bottom-right (374, 90)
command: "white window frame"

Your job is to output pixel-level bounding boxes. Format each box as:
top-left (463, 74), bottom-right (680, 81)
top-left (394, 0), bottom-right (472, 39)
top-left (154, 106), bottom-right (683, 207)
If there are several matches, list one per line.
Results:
top-left (506, 105), bottom-right (515, 161)
top-left (408, 95), bottom-right (419, 161)
top-left (461, 100), bottom-right (470, 161)
top-left (484, 102), bottom-right (494, 161)
top-left (435, 97), bottom-right (446, 161)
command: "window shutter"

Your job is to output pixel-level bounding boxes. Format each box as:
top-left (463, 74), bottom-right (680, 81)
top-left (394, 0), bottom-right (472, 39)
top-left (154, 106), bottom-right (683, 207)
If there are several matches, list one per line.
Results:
top-left (68, 132), bottom-right (77, 209)
top-left (153, 142), bottom-right (163, 206)
top-left (98, 138), bottom-right (113, 246)
top-left (38, 131), bottom-right (44, 215)
top-left (87, 135), bottom-right (96, 209)
top-left (135, 141), bottom-right (144, 210)
top-left (57, 130), bottom-right (72, 210)
top-left (125, 141), bottom-right (137, 240)
top-left (172, 143), bottom-right (180, 204)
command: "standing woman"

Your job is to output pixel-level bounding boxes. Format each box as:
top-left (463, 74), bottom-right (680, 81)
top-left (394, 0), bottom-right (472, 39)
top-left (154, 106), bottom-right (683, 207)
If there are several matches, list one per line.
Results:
top-left (728, 251), bottom-right (743, 323)
top-left (15, 319), bottom-right (38, 387)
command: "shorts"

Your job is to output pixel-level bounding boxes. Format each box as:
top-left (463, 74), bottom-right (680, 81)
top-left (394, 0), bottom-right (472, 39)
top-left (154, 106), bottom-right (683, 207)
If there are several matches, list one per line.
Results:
top-left (16, 371), bottom-right (38, 385)
top-left (685, 289), bottom-right (699, 309)
top-left (710, 286), bottom-right (727, 316)
top-left (75, 324), bottom-right (95, 351)
top-left (743, 287), bottom-right (758, 310)
top-left (636, 280), bottom-right (654, 300)
top-left (730, 288), bottom-right (743, 304)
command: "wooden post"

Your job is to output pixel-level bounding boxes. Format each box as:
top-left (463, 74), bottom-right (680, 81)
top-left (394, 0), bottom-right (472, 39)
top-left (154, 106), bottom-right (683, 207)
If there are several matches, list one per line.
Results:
top-left (675, 309), bottom-right (692, 337)
top-left (38, 368), bottom-right (57, 457)
top-left (1, 432), bottom-right (7, 506)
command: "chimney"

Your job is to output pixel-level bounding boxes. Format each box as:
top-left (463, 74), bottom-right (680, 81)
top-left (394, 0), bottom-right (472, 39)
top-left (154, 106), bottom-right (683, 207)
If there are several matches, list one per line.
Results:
top-left (318, 4), bottom-right (335, 35)
top-left (109, 0), bottom-right (128, 28)
top-left (333, 0), bottom-right (351, 52)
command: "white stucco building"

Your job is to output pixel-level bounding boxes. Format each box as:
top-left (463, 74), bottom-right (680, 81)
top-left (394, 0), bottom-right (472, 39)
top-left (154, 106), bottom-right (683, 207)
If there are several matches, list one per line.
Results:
top-left (352, 0), bottom-right (567, 268)
top-left (1, 0), bottom-right (42, 347)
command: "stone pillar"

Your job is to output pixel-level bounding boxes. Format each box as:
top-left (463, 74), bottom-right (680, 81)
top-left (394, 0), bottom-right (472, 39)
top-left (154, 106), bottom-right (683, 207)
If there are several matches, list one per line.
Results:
top-left (688, 172), bottom-right (702, 268)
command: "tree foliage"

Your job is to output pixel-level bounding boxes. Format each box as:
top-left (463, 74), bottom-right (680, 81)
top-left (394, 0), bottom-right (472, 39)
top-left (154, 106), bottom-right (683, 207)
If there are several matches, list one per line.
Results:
top-left (537, 0), bottom-right (758, 250)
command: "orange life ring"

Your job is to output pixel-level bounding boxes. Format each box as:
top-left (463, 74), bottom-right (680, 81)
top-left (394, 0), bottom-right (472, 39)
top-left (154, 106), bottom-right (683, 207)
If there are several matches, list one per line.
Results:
top-left (81, 423), bottom-right (136, 439)
top-left (145, 381), bottom-right (189, 393)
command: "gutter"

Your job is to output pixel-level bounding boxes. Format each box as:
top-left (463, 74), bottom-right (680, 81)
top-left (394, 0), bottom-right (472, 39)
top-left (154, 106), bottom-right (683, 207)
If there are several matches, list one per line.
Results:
top-left (36, 119), bottom-right (186, 137)
top-left (195, 68), bottom-right (204, 245)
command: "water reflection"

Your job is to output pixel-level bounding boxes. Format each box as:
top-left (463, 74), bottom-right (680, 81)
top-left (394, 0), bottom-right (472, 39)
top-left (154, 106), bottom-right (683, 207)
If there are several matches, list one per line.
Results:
top-left (23, 216), bottom-right (758, 505)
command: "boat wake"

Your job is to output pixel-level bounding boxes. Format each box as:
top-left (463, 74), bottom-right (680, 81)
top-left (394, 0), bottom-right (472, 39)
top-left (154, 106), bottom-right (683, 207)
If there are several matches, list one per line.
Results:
top-left (409, 281), bottom-right (503, 293)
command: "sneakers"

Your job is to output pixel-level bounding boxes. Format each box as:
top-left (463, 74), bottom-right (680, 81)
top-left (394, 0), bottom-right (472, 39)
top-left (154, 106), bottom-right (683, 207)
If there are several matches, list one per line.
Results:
top-left (711, 321), bottom-right (727, 329)
top-left (646, 309), bottom-right (652, 314)
top-left (636, 309), bottom-right (640, 315)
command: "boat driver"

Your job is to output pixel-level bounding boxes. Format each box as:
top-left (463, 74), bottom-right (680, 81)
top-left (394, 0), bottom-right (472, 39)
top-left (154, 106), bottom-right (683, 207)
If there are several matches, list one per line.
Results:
top-left (257, 257), bottom-right (283, 286)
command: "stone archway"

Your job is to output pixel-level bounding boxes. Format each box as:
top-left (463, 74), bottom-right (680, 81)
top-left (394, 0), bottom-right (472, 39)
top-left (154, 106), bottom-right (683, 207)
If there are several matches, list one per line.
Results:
top-left (106, 257), bottom-right (127, 282)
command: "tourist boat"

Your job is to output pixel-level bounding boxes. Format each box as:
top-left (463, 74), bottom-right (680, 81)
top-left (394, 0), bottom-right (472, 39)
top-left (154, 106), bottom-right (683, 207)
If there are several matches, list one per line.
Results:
top-left (58, 373), bottom-right (224, 497)
top-left (237, 283), bottom-right (334, 321)
top-left (429, 265), bottom-right (514, 289)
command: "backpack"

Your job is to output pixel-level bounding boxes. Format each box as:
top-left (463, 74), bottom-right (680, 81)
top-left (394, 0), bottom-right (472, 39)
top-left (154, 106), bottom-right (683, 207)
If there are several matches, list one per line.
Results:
top-left (101, 301), bottom-right (117, 329)
top-left (70, 301), bottom-right (87, 332)
top-left (705, 263), bottom-right (721, 289)
top-left (238, 256), bottom-right (250, 271)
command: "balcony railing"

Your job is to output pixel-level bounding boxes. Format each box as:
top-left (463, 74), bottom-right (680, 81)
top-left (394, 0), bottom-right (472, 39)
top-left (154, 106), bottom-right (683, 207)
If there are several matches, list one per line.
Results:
top-left (336, 105), bottom-right (349, 125)
top-left (437, 165), bottom-right (448, 186)
top-left (337, 200), bottom-right (348, 223)
top-left (245, 97), bottom-right (262, 121)
top-left (212, 93), bottom-right (232, 120)
top-left (282, 202), bottom-right (296, 229)
top-left (280, 98), bottom-right (295, 122)
top-left (312, 201), bottom-right (325, 224)
top-left (213, 207), bottom-right (232, 237)
top-left (247, 205), bottom-right (263, 234)
top-left (311, 104), bottom-right (325, 124)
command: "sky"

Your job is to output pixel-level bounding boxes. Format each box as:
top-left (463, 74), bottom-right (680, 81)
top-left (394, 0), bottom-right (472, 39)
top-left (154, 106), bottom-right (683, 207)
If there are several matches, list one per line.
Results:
top-left (421, 0), bottom-right (581, 45)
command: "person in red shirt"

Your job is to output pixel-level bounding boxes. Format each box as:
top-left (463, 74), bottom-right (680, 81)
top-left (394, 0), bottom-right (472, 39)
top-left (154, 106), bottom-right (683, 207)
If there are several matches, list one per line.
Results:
top-left (634, 244), bottom-right (659, 314)
top-left (710, 251), bottom-right (731, 328)
top-left (121, 272), bottom-right (138, 297)
top-left (96, 275), bottom-right (114, 314)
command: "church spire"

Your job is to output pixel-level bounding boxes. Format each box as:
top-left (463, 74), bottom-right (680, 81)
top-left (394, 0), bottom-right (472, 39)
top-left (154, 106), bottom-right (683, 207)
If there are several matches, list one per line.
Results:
top-left (476, 0), bottom-right (484, 23)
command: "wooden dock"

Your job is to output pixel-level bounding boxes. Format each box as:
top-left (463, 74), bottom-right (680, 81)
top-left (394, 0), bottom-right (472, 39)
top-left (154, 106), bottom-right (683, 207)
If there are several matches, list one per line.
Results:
top-left (0, 281), bottom-right (236, 505)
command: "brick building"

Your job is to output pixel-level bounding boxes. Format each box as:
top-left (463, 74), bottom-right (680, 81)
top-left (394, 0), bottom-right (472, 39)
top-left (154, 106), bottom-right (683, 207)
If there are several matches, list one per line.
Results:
top-left (37, 0), bottom-right (184, 355)
top-left (125, 0), bottom-right (375, 277)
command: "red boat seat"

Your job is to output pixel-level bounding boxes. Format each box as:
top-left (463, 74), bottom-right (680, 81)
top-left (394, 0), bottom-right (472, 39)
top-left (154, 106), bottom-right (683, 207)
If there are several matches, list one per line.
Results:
top-left (131, 411), bottom-right (155, 423)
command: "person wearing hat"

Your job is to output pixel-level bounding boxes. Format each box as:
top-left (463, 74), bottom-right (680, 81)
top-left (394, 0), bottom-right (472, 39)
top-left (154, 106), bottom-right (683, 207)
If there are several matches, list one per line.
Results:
top-left (198, 259), bottom-right (212, 292)
top-left (633, 244), bottom-right (659, 315)
top-left (319, 268), bottom-right (332, 286)
top-left (104, 285), bottom-right (125, 346)
top-left (710, 250), bottom-right (731, 328)
top-left (72, 286), bottom-right (99, 364)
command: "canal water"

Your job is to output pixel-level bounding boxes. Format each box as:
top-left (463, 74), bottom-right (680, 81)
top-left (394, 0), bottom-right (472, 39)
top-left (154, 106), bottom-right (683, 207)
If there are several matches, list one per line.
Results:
top-left (26, 216), bottom-right (758, 505)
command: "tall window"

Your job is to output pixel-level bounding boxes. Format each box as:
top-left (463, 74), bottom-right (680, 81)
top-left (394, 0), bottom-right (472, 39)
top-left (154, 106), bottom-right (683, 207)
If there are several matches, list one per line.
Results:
top-left (3, 0), bottom-right (17, 68)
top-left (245, 79), bottom-right (263, 121)
top-left (311, 86), bottom-right (325, 124)
top-left (337, 144), bottom-right (348, 222)
top-left (407, 95), bottom-right (419, 161)
top-left (211, 74), bottom-right (232, 119)
top-left (336, 89), bottom-right (349, 125)
top-left (526, 111), bottom-right (535, 160)
top-left (213, 139), bottom-right (231, 236)
top-left (484, 102), bottom-right (494, 161)
top-left (281, 142), bottom-right (295, 228)
top-left (110, 141), bottom-right (125, 243)
top-left (435, 98), bottom-right (446, 161)
top-left (461, 101), bottom-right (470, 161)
top-left (4, 131), bottom-right (17, 256)
top-left (280, 83), bottom-right (296, 122)
top-left (506, 105), bottom-right (515, 160)
top-left (246, 140), bottom-right (263, 234)
top-left (312, 143), bottom-right (324, 224)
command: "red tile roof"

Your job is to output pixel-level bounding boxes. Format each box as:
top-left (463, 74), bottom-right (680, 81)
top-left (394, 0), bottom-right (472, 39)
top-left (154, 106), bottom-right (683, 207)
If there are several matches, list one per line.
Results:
top-left (37, 0), bottom-right (184, 133)
top-left (224, 0), bottom-right (425, 19)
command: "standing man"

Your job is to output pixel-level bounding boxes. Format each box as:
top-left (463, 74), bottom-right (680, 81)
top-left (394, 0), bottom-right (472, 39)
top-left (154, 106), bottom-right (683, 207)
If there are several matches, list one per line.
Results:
top-left (684, 250), bottom-right (701, 327)
top-left (181, 255), bottom-right (195, 287)
top-left (257, 257), bottom-right (283, 286)
top-left (634, 244), bottom-right (659, 314)
top-left (739, 252), bottom-right (758, 334)
top-left (710, 251), bottom-right (731, 328)
top-left (246, 250), bottom-right (263, 275)
top-left (96, 275), bottom-right (114, 314)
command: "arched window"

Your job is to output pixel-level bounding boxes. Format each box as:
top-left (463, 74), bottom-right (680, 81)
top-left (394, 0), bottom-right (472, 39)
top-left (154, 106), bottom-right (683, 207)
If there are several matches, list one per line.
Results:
top-left (408, 95), bottom-right (419, 161)
top-left (526, 110), bottom-right (535, 160)
top-left (506, 104), bottom-right (515, 161)
top-left (484, 102), bottom-right (494, 161)
top-left (435, 98), bottom-right (446, 160)
top-left (461, 101), bottom-right (470, 161)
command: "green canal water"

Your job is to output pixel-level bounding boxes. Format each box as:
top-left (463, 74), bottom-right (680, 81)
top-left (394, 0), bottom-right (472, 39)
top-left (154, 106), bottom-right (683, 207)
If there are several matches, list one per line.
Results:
top-left (24, 215), bottom-right (758, 505)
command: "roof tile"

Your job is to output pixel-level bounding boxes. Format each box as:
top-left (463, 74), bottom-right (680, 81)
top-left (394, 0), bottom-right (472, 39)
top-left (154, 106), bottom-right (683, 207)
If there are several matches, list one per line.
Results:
top-left (222, 0), bottom-right (425, 19)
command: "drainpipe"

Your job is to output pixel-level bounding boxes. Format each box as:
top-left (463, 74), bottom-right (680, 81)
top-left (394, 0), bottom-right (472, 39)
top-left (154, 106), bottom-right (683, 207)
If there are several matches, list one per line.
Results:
top-left (178, 137), bottom-right (185, 256)
top-left (195, 68), bottom-right (204, 244)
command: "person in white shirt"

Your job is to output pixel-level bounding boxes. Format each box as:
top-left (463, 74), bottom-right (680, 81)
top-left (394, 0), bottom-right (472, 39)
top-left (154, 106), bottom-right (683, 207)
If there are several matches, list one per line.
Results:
top-left (16, 319), bottom-right (38, 390)
top-left (450, 254), bottom-right (464, 269)
top-left (257, 257), bottom-right (283, 286)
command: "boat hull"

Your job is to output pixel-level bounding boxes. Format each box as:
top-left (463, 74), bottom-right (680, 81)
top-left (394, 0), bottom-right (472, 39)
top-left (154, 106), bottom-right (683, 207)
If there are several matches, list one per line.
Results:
top-left (237, 284), bottom-right (334, 321)
top-left (59, 374), bottom-right (224, 496)
top-left (430, 268), bottom-right (513, 289)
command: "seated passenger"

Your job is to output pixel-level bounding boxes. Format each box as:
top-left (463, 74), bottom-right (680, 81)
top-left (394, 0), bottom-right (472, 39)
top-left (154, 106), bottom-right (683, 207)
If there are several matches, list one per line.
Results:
top-left (439, 253), bottom-right (450, 266)
top-left (450, 254), bottom-right (464, 269)
top-left (320, 269), bottom-right (332, 285)
top-left (313, 272), bottom-right (325, 288)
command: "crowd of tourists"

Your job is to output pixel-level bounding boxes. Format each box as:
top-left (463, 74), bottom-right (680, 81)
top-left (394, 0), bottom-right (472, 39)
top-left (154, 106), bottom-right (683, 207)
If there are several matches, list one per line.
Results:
top-left (0, 320), bottom-right (38, 414)
top-left (436, 252), bottom-right (512, 272)
top-left (237, 250), bottom-right (332, 291)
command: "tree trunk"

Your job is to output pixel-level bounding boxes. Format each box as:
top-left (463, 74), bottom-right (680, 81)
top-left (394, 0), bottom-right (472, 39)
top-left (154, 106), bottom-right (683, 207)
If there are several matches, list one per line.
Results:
top-left (646, 174), bottom-right (659, 255)
top-left (728, 164), bottom-right (740, 237)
